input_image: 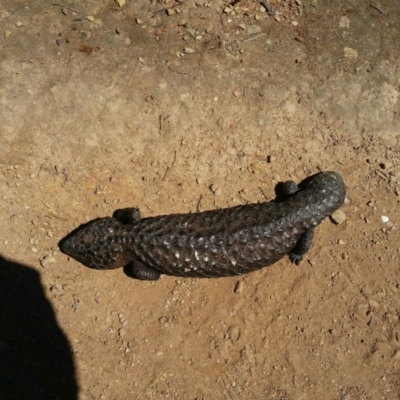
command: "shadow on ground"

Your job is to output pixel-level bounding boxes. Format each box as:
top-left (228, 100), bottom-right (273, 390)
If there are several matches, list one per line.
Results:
top-left (0, 255), bottom-right (77, 400)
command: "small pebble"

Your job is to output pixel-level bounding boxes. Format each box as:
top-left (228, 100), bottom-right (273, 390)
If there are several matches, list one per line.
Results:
top-left (15, 22), bottom-right (23, 27)
top-left (40, 255), bottom-right (56, 268)
top-left (386, 221), bottom-right (394, 229)
top-left (4, 30), bottom-right (12, 38)
top-left (267, 155), bottom-right (276, 163)
top-left (232, 90), bottom-right (241, 97)
top-left (331, 209), bottom-right (346, 224)
top-left (392, 349), bottom-right (400, 360)
top-left (184, 47), bottom-right (195, 54)
top-left (367, 312), bottom-right (375, 326)
top-left (214, 187), bottom-right (222, 196)
top-left (381, 215), bottom-right (389, 223)
top-left (209, 184), bottom-right (221, 196)
top-left (120, 315), bottom-right (127, 323)
top-left (234, 281), bottom-right (244, 294)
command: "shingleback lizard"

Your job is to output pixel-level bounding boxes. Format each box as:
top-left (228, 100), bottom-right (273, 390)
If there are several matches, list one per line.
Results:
top-left (60, 171), bottom-right (346, 280)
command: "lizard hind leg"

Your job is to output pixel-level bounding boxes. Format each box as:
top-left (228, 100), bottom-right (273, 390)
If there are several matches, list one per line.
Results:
top-left (131, 260), bottom-right (161, 280)
top-left (289, 228), bottom-right (315, 265)
top-left (282, 180), bottom-right (299, 196)
top-left (274, 180), bottom-right (299, 202)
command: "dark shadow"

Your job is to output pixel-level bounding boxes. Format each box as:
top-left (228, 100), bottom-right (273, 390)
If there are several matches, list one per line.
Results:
top-left (122, 263), bottom-right (137, 279)
top-left (0, 255), bottom-right (78, 400)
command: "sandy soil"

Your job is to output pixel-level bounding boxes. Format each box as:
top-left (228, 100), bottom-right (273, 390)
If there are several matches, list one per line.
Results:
top-left (1, 1), bottom-right (399, 399)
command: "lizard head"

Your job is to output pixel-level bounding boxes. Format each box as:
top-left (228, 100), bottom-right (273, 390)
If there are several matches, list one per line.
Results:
top-left (60, 217), bottom-right (133, 270)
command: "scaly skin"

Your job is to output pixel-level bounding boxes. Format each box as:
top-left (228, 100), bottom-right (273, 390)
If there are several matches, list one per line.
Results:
top-left (60, 171), bottom-right (346, 280)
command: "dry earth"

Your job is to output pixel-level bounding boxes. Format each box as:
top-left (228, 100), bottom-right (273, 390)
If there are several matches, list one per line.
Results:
top-left (1, 0), bottom-right (399, 399)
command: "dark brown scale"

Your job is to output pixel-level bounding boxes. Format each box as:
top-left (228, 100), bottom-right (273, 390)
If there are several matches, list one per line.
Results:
top-left (60, 171), bottom-right (346, 280)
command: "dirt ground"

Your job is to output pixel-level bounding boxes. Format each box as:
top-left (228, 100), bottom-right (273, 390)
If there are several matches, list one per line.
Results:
top-left (1, 0), bottom-right (399, 399)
